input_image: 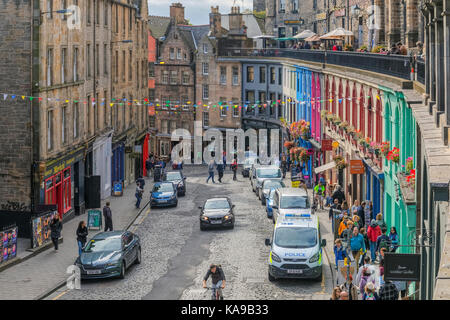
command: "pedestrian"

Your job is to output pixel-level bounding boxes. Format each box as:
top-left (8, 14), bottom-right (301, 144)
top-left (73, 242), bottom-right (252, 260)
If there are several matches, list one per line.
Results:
top-left (363, 282), bottom-right (379, 300)
top-left (340, 274), bottom-right (358, 300)
top-left (222, 151), bottom-right (227, 169)
top-left (314, 180), bottom-right (326, 210)
top-left (341, 221), bottom-right (354, 242)
top-left (331, 286), bottom-right (341, 300)
top-left (325, 190), bottom-right (333, 207)
top-left (364, 201), bottom-right (371, 228)
top-left (367, 219), bottom-right (382, 262)
top-left (206, 159), bottom-right (216, 183)
top-left (332, 185), bottom-right (345, 205)
top-left (358, 266), bottom-right (375, 294)
top-left (360, 227), bottom-right (370, 265)
top-left (330, 198), bottom-right (342, 222)
top-left (355, 255), bottom-right (372, 286)
top-left (334, 239), bottom-right (347, 270)
top-left (145, 157), bottom-right (152, 178)
top-left (357, 201), bottom-right (365, 227)
top-left (103, 201), bottom-right (113, 232)
top-left (338, 215), bottom-right (349, 237)
top-left (379, 276), bottom-right (399, 300)
top-left (76, 220), bottom-right (88, 256)
top-left (217, 162), bottom-right (224, 183)
top-left (341, 201), bottom-right (349, 215)
top-left (352, 215), bottom-right (360, 230)
top-left (281, 154), bottom-right (287, 179)
top-left (375, 213), bottom-right (387, 230)
top-left (135, 184), bottom-right (144, 209)
top-left (351, 200), bottom-right (359, 217)
top-left (376, 227), bottom-right (390, 259)
top-left (398, 42), bottom-right (408, 55)
top-left (388, 227), bottom-right (399, 252)
top-left (231, 157), bottom-right (238, 181)
top-left (349, 227), bottom-right (365, 266)
top-left (136, 175), bottom-right (145, 190)
top-left (50, 215), bottom-right (63, 251)
top-left (379, 247), bottom-right (388, 268)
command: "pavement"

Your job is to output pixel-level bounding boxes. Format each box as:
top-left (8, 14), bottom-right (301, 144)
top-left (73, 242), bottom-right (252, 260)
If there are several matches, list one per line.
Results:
top-left (44, 165), bottom-right (336, 300)
top-left (0, 178), bottom-right (147, 300)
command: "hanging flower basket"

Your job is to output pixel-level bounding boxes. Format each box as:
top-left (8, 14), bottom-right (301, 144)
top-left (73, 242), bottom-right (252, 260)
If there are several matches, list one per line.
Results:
top-left (333, 155), bottom-right (348, 170)
top-left (387, 147), bottom-right (400, 163)
top-left (381, 141), bottom-right (390, 157)
top-left (284, 141), bottom-right (295, 149)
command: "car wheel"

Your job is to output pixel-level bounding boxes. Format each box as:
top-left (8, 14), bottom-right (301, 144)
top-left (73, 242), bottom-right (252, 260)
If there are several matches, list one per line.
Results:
top-left (119, 262), bottom-right (126, 279)
top-left (313, 272), bottom-right (323, 282)
top-left (229, 223), bottom-right (235, 230)
top-left (135, 247), bottom-right (141, 265)
top-left (268, 271), bottom-right (276, 282)
top-left (200, 224), bottom-right (206, 231)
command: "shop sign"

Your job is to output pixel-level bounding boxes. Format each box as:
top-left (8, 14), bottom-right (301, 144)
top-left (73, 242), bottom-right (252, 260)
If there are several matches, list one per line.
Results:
top-left (44, 147), bottom-right (84, 179)
top-left (113, 182), bottom-right (123, 196)
top-left (31, 211), bottom-right (59, 249)
top-left (0, 226), bottom-right (18, 264)
top-left (384, 253), bottom-right (421, 281)
top-left (316, 12), bottom-right (327, 21)
top-left (284, 19), bottom-right (304, 25)
top-left (334, 8), bottom-right (346, 17)
top-left (322, 139), bottom-right (333, 151)
top-left (350, 160), bottom-right (365, 174)
top-left (88, 210), bottom-right (103, 230)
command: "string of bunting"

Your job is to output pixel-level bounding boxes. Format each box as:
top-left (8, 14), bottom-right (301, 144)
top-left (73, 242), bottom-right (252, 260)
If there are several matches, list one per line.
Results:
top-left (0, 92), bottom-right (382, 110)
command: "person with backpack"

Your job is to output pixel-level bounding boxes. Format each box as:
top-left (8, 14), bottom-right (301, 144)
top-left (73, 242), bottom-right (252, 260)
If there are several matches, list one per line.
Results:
top-left (376, 227), bottom-right (390, 261)
top-left (358, 266), bottom-right (375, 295)
top-left (375, 213), bottom-right (387, 230)
top-left (367, 219), bottom-right (382, 262)
top-left (388, 227), bottom-right (400, 252)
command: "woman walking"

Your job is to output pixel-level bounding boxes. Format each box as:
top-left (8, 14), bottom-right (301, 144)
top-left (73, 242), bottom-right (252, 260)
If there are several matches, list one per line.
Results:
top-left (388, 227), bottom-right (399, 252)
top-left (76, 221), bottom-right (88, 256)
top-left (367, 219), bottom-right (382, 262)
top-left (50, 215), bottom-right (63, 252)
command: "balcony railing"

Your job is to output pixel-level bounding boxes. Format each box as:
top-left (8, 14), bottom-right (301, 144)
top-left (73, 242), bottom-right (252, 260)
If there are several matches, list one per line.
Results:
top-left (416, 58), bottom-right (425, 85)
top-left (219, 48), bottom-right (415, 81)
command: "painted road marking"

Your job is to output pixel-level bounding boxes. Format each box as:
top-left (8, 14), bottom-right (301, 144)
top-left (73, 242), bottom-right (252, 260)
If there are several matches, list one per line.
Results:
top-left (52, 290), bottom-right (68, 300)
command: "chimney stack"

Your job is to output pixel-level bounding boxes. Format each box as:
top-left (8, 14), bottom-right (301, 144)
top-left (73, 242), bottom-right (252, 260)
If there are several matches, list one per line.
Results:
top-left (209, 6), bottom-right (222, 36)
top-left (229, 6), bottom-right (244, 34)
top-left (170, 3), bottom-right (186, 25)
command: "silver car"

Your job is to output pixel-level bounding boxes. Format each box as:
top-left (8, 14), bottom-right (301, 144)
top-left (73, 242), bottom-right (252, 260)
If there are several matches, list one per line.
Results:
top-left (253, 166), bottom-right (283, 194)
top-left (259, 180), bottom-right (286, 205)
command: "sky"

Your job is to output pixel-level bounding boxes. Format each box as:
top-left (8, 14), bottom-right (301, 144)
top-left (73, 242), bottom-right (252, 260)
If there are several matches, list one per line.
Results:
top-left (148, 0), bottom-right (254, 25)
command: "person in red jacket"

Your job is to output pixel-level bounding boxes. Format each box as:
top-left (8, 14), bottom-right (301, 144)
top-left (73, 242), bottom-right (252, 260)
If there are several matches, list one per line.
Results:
top-left (367, 219), bottom-right (381, 262)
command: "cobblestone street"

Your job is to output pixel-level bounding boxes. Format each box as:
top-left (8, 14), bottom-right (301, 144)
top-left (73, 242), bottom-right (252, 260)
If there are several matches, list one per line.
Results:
top-left (47, 166), bottom-right (334, 300)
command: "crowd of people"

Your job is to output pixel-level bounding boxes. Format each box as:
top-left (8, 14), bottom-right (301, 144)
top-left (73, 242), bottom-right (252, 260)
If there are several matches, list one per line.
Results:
top-left (317, 183), bottom-right (405, 300)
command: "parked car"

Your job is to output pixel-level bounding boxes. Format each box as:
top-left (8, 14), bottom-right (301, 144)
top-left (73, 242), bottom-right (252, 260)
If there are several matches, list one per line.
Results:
top-left (272, 188), bottom-right (313, 224)
top-left (199, 197), bottom-right (235, 230)
top-left (150, 181), bottom-right (178, 208)
top-left (253, 166), bottom-right (283, 194)
top-left (75, 231), bottom-right (141, 280)
top-left (242, 157), bottom-right (259, 177)
top-left (163, 171), bottom-right (186, 196)
top-left (259, 180), bottom-right (286, 204)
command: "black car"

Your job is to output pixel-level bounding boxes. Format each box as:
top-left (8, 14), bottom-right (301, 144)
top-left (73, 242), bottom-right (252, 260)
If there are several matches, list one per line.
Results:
top-left (199, 197), bottom-right (235, 230)
top-left (75, 231), bottom-right (141, 280)
top-left (163, 171), bottom-right (186, 196)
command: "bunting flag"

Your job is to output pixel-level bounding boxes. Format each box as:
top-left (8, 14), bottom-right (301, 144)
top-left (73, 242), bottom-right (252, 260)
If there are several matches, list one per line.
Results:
top-left (0, 91), bottom-right (381, 111)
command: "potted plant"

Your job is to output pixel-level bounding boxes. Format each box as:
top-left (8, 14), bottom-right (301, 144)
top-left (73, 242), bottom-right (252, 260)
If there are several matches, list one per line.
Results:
top-left (387, 147), bottom-right (400, 163)
top-left (381, 141), bottom-right (390, 157)
top-left (333, 155), bottom-right (348, 170)
top-left (406, 157), bottom-right (414, 172)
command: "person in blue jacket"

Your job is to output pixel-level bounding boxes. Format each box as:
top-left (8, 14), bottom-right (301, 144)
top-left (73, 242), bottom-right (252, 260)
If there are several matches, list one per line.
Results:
top-left (388, 227), bottom-right (399, 252)
top-left (350, 227), bottom-right (366, 266)
top-left (334, 239), bottom-right (347, 270)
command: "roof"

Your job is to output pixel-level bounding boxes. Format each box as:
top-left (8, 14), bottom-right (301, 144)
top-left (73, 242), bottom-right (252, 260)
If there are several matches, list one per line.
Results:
top-left (148, 15), bottom-right (171, 39)
top-left (276, 214), bottom-right (318, 228)
top-left (206, 197), bottom-right (228, 202)
top-left (178, 28), bottom-right (197, 51)
top-left (180, 25), bottom-right (210, 46)
top-left (93, 231), bottom-right (125, 239)
top-left (277, 188), bottom-right (308, 196)
top-left (220, 13), bottom-right (264, 38)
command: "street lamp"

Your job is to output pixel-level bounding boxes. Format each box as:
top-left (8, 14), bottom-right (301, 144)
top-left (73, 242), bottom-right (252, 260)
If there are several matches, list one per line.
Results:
top-left (39, 9), bottom-right (73, 24)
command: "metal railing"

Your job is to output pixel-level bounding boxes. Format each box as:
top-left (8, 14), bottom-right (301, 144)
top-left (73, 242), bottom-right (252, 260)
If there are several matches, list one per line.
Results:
top-left (415, 58), bottom-right (425, 85)
top-left (219, 48), bottom-right (414, 81)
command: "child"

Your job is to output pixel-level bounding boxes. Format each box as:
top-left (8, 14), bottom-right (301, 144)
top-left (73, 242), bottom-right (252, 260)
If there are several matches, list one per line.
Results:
top-left (334, 239), bottom-right (347, 271)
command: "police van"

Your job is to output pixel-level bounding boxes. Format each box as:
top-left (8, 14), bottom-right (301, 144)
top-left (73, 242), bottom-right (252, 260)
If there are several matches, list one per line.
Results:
top-left (264, 213), bottom-right (326, 281)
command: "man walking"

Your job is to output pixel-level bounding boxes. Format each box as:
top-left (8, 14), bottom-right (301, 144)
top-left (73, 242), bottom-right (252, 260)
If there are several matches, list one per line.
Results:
top-left (217, 163), bottom-right (224, 183)
top-left (206, 159), bottom-right (216, 184)
top-left (145, 157), bottom-right (152, 178)
top-left (135, 184), bottom-right (144, 209)
top-left (50, 215), bottom-right (62, 252)
top-left (103, 202), bottom-right (113, 232)
top-left (231, 157), bottom-right (238, 181)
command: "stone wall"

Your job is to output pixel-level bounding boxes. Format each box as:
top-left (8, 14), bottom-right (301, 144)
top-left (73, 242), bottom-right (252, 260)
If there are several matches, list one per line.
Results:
top-left (0, 0), bottom-right (33, 208)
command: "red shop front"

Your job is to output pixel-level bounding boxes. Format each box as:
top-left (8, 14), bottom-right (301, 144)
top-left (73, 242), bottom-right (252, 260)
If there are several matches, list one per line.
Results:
top-left (44, 167), bottom-right (71, 219)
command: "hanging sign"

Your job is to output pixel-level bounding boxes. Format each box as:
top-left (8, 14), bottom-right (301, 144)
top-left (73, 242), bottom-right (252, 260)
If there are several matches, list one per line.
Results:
top-left (384, 253), bottom-right (421, 281)
top-left (350, 160), bottom-right (365, 174)
top-left (322, 139), bottom-right (333, 151)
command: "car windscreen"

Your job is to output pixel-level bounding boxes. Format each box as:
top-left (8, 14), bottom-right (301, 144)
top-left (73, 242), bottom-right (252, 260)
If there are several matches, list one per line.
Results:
top-left (165, 172), bottom-right (182, 181)
top-left (84, 237), bottom-right (122, 252)
top-left (256, 168), bottom-right (281, 178)
top-left (274, 227), bottom-right (317, 249)
top-left (263, 181), bottom-right (285, 190)
top-left (280, 195), bottom-right (310, 209)
top-left (245, 158), bottom-right (257, 165)
top-left (153, 183), bottom-right (174, 193)
top-left (204, 199), bottom-right (230, 210)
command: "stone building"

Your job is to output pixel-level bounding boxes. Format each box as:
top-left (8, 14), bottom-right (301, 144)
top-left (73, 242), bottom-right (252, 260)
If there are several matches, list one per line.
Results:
top-left (149, 3), bottom-right (196, 159)
top-left (0, 0), bottom-right (148, 223)
top-left (253, 0), bottom-right (266, 12)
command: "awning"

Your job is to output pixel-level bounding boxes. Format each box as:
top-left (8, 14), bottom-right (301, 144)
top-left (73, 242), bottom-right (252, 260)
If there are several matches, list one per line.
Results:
top-left (314, 161), bottom-right (336, 174)
top-left (276, 37), bottom-right (296, 41)
top-left (294, 30), bottom-right (316, 39)
top-left (304, 34), bottom-right (321, 42)
top-left (319, 27), bottom-right (354, 39)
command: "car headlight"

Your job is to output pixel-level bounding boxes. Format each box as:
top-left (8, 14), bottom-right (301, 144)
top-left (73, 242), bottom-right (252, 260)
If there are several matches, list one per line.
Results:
top-left (201, 216), bottom-right (209, 221)
top-left (271, 251), bottom-right (281, 263)
top-left (309, 252), bottom-right (320, 263)
top-left (224, 215), bottom-right (232, 220)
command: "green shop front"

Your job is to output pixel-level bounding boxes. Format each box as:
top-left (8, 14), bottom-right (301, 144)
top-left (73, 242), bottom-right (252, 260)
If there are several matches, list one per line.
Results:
top-left (382, 87), bottom-right (417, 297)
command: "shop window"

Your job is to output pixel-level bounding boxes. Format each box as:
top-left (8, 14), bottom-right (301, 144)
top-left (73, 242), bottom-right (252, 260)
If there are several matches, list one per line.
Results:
top-left (44, 168), bottom-right (72, 216)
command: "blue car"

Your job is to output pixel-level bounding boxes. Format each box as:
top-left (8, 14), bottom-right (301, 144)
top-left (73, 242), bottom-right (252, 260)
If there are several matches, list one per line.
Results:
top-left (150, 181), bottom-right (178, 208)
top-left (75, 231), bottom-right (141, 280)
top-left (266, 188), bottom-right (277, 218)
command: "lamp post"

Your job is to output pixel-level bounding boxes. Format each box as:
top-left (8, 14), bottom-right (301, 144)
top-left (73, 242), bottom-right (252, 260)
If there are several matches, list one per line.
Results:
top-left (39, 9), bottom-right (73, 24)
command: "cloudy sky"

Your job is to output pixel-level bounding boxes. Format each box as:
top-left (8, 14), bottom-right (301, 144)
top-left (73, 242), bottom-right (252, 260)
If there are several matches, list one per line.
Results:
top-left (148, 0), bottom-right (254, 25)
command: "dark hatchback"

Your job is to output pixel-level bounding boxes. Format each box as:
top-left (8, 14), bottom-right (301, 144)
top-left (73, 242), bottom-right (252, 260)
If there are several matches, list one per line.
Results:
top-left (199, 197), bottom-right (235, 230)
top-left (150, 181), bottom-right (178, 208)
top-left (163, 171), bottom-right (186, 196)
top-left (75, 231), bottom-right (141, 280)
